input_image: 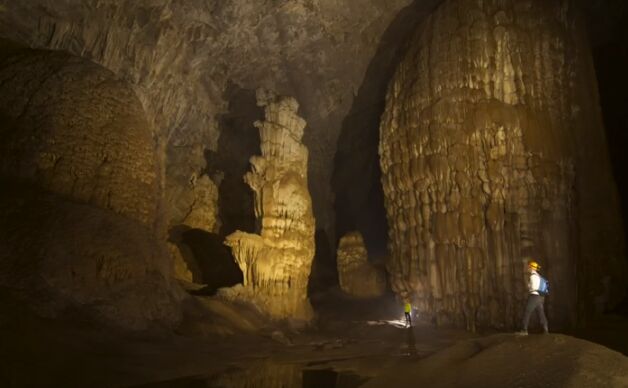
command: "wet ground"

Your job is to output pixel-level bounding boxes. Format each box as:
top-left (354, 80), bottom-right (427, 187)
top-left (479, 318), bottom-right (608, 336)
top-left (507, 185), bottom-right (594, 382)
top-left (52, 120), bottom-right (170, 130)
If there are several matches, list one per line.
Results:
top-left (2, 289), bottom-right (626, 387)
top-left (125, 320), bottom-right (474, 388)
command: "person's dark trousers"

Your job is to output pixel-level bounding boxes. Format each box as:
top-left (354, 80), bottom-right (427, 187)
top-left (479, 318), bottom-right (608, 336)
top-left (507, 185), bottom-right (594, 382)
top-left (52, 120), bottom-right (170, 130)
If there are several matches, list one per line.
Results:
top-left (405, 312), bottom-right (412, 327)
top-left (522, 294), bottom-right (548, 332)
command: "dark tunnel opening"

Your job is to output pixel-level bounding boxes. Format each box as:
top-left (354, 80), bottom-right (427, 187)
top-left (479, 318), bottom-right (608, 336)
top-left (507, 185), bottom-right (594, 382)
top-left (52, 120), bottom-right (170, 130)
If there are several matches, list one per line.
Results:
top-left (205, 82), bottom-right (263, 238)
top-left (591, 4), bottom-right (628, 315)
top-left (332, 0), bottom-right (440, 264)
top-left (180, 229), bottom-right (244, 294)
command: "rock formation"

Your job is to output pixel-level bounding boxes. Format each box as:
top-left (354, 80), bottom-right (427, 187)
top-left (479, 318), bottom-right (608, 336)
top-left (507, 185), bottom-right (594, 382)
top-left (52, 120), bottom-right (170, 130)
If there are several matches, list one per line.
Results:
top-left (0, 48), bottom-right (182, 329)
top-left (379, 0), bottom-right (626, 330)
top-left (337, 232), bottom-right (386, 298)
top-left (363, 334), bottom-right (628, 388)
top-left (224, 91), bottom-right (315, 321)
top-left (0, 49), bottom-right (160, 229)
top-left (168, 171), bottom-right (221, 234)
top-left (167, 172), bottom-right (221, 283)
top-left (0, 0), bottom-right (426, 260)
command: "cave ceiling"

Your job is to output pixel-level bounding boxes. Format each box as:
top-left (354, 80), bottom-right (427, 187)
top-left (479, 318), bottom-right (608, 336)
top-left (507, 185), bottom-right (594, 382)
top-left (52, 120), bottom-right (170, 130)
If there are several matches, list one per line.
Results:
top-left (0, 0), bottom-right (622, 244)
top-left (0, 0), bottom-right (448, 241)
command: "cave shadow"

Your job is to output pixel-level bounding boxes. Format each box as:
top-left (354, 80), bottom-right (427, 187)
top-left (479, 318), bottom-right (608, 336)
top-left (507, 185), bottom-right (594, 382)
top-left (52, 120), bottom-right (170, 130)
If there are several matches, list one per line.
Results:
top-left (178, 82), bottom-right (262, 294)
top-left (308, 229), bottom-right (336, 299)
top-left (169, 225), bottom-right (243, 295)
top-left (204, 82), bottom-right (263, 238)
top-left (592, 19), bottom-right (628, 313)
top-left (180, 229), bottom-right (243, 295)
top-left (405, 327), bottom-right (418, 356)
top-left (331, 0), bottom-right (441, 258)
top-left (170, 83), bottom-right (264, 295)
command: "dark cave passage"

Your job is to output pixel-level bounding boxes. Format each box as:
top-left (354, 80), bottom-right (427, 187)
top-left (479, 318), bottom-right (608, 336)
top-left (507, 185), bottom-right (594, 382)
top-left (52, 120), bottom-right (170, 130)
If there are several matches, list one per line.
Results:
top-left (180, 229), bottom-right (243, 294)
top-left (207, 83), bottom-right (263, 237)
top-left (332, 0), bottom-right (436, 260)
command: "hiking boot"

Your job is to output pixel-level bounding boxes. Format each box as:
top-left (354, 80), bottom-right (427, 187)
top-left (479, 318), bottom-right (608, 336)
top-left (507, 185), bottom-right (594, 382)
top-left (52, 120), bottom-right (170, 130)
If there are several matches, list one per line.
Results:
top-left (515, 330), bottom-right (528, 336)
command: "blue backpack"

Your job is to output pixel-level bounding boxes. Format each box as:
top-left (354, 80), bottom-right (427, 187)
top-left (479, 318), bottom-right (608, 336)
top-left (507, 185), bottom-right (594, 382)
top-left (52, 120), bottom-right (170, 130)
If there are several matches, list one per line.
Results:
top-left (538, 276), bottom-right (550, 296)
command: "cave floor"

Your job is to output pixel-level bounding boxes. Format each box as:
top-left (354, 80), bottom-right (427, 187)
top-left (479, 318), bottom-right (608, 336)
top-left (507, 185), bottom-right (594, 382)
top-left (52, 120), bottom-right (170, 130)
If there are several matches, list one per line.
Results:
top-left (1, 291), bottom-right (477, 388)
top-left (2, 291), bottom-right (627, 388)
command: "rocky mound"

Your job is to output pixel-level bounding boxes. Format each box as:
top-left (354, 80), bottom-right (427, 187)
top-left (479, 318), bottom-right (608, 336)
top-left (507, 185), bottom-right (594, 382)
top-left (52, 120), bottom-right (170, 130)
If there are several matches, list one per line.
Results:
top-left (364, 334), bottom-right (628, 388)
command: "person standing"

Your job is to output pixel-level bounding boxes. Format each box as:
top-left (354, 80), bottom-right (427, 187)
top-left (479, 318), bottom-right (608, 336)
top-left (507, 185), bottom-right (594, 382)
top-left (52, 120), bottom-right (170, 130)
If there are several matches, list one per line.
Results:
top-left (404, 301), bottom-right (412, 327)
top-left (517, 260), bottom-right (549, 335)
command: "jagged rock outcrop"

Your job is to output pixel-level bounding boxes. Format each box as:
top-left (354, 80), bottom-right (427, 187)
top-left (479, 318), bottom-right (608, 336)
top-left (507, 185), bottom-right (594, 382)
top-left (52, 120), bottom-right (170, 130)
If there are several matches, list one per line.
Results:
top-left (168, 167), bottom-right (221, 234)
top-left (0, 48), bottom-right (182, 329)
top-left (337, 232), bottom-right (386, 298)
top-left (224, 91), bottom-right (315, 321)
top-left (379, 0), bottom-right (626, 330)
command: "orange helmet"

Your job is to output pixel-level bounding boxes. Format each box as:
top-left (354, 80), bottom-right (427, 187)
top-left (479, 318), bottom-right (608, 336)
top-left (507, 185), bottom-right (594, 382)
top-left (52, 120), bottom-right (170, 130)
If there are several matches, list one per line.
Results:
top-left (528, 261), bottom-right (541, 270)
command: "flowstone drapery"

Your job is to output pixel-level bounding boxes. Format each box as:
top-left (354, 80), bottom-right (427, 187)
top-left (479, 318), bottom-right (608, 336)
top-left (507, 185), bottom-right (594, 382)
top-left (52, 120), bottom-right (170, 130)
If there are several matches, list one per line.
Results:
top-left (337, 232), bottom-right (386, 298)
top-left (379, 0), bottom-right (625, 330)
top-left (224, 91), bottom-right (315, 321)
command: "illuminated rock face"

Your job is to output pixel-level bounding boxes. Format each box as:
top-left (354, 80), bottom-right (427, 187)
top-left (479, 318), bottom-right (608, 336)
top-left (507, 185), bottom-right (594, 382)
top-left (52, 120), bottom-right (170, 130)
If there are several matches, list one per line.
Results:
top-left (224, 91), bottom-right (315, 321)
top-left (0, 49), bottom-right (182, 329)
top-left (380, 0), bottom-right (626, 330)
top-left (337, 232), bottom-right (386, 298)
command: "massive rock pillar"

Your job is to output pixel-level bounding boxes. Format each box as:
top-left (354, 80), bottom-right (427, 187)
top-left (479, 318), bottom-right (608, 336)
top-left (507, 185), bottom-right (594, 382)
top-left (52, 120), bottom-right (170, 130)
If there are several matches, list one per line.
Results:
top-left (225, 91), bottom-right (315, 321)
top-left (379, 0), bottom-right (625, 330)
top-left (0, 48), bottom-right (182, 329)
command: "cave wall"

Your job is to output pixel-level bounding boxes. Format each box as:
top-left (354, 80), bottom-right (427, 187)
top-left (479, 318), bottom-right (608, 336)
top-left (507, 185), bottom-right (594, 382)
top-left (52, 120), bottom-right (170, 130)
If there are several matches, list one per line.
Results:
top-left (0, 48), bottom-right (182, 329)
top-left (379, 0), bottom-right (626, 329)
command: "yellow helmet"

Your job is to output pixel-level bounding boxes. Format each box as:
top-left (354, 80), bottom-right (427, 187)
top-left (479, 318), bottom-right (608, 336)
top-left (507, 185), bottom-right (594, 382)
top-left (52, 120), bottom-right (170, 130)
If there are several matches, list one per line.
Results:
top-left (528, 261), bottom-right (541, 270)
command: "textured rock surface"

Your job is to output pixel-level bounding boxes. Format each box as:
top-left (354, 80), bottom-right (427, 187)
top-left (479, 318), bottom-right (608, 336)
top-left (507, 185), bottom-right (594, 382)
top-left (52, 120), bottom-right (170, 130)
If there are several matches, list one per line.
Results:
top-left (364, 334), bottom-right (628, 388)
top-left (0, 183), bottom-right (183, 329)
top-left (379, 0), bottom-right (626, 329)
top-left (337, 232), bottom-right (386, 298)
top-left (0, 48), bottom-right (160, 229)
top-left (224, 92), bottom-right (315, 321)
top-left (166, 173), bottom-right (220, 282)
top-left (212, 362), bottom-right (302, 388)
top-left (0, 48), bottom-right (182, 329)
top-left (168, 170), bottom-right (221, 234)
top-left (0, 0), bottom-right (421, 252)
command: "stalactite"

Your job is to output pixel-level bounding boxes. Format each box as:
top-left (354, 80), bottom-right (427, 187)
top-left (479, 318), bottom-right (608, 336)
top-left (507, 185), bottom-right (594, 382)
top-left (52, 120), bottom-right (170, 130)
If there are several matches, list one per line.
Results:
top-left (224, 90), bottom-right (315, 321)
top-left (378, 0), bottom-right (611, 329)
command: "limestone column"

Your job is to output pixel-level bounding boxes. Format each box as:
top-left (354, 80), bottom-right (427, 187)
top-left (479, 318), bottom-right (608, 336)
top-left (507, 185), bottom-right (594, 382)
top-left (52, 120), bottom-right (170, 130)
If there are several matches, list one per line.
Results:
top-left (379, 0), bottom-right (625, 329)
top-left (225, 90), bottom-right (315, 321)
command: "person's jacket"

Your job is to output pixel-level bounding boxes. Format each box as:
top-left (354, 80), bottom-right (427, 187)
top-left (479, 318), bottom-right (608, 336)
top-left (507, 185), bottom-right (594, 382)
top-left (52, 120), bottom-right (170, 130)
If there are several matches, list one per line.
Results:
top-left (528, 270), bottom-right (541, 295)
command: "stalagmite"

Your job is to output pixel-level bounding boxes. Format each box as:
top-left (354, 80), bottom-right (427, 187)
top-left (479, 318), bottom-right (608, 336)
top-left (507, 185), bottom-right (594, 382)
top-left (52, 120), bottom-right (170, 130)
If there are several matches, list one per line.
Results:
top-left (379, 0), bottom-right (625, 330)
top-left (224, 90), bottom-right (315, 321)
top-left (337, 232), bottom-right (386, 298)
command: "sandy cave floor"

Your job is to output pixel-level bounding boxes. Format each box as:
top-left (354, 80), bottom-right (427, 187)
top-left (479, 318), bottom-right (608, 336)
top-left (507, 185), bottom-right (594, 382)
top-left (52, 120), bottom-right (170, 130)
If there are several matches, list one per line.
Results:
top-left (1, 290), bottom-right (627, 388)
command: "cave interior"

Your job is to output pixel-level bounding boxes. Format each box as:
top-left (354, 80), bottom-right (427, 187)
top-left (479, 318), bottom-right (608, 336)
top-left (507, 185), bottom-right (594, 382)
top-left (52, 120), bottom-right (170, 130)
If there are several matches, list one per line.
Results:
top-left (0, 0), bottom-right (628, 387)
